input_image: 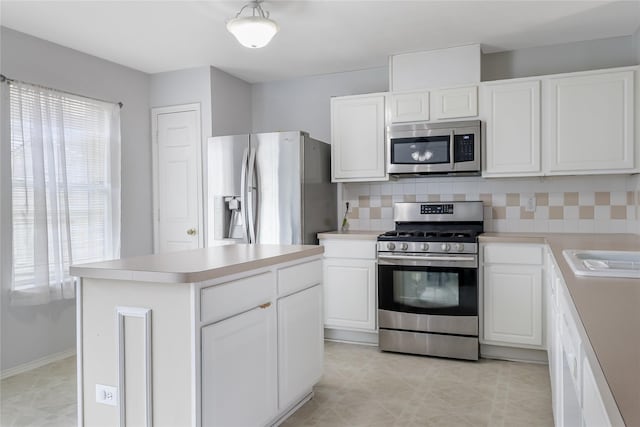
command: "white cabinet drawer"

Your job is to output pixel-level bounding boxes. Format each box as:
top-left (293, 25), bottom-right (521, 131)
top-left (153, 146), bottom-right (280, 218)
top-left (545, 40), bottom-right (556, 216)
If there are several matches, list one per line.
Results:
top-left (483, 244), bottom-right (543, 265)
top-left (320, 239), bottom-right (377, 260)
top-left (201, 271), bottom-right (274, 324)
top-left (277, 259), bottom-right (322, 297)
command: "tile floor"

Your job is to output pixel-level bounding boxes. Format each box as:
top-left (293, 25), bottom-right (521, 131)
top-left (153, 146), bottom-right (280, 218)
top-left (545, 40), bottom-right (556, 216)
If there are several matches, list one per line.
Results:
top-left (1, 356), bottom-right (76, 427)
top-left (1, 342), bottom-right (553, 427)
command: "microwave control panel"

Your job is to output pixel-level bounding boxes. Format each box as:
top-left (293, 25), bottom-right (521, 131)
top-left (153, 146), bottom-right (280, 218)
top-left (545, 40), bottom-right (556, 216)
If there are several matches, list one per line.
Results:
top-left (454, 134), bottom-right (475, 162)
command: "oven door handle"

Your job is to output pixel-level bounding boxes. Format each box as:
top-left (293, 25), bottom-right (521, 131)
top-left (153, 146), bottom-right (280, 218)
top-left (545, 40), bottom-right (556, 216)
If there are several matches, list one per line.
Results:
top-left (378, 254), bottom-right (476, 262)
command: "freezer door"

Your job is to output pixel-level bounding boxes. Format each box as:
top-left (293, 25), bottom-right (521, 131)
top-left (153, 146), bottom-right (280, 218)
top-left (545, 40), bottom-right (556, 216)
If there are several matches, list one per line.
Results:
top-left (249, 132), bottom-right (302, 244)
top-left (207, 135), bottom-right (249, 244)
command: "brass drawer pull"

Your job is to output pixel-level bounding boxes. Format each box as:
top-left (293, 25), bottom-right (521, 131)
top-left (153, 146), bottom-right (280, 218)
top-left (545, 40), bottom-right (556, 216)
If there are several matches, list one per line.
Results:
top-left (259, 302), bottom-right (271, 309)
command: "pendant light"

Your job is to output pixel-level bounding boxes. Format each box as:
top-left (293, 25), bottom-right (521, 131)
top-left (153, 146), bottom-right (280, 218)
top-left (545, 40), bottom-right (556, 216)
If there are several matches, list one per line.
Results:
top-left (227, 1), bottom-right (279, 49)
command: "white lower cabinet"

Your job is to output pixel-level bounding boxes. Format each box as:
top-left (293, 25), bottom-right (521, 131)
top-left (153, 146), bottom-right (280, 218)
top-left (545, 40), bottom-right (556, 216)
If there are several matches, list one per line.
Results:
top-left (201, 305), bottom-right (278, 427)
top-left (320, 237), bottom-right (378, 332)
top-left (323, 258), bottom-right (376, 331)
top-left (481, 243), bottom-right (544, 348)
top-left (277, 284), bottom-right (324, 410)
top-left (200, 256), bottom-right (323, 427)
top-left (484, 264), bottom-right (542, 346)
top-left (546, 251), bottom-right (620, 427)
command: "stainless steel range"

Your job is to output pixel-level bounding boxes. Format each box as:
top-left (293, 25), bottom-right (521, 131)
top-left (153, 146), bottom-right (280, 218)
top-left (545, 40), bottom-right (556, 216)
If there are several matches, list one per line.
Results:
top-left (377, 201), bottom-right (484, 361)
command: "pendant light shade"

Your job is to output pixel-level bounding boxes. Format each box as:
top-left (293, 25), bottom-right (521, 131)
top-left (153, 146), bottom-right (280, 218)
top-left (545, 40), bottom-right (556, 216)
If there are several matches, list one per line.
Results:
top-left (227, 1), bottom-right (279, 49)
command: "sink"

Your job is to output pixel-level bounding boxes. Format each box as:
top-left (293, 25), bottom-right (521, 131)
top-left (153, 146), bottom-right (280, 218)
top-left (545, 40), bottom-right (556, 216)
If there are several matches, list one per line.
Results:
top-left (563, 250), bottom-right (640, 279)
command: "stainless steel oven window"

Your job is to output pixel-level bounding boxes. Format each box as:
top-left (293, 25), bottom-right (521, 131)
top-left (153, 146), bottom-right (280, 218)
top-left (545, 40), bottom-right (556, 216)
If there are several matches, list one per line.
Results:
top-left (393, 270), bottom-right (460, 309)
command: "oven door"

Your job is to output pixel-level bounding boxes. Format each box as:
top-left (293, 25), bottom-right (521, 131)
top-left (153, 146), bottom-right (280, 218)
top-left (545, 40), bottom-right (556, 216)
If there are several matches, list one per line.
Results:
top-left (378, 257), bottom-right (478, 317)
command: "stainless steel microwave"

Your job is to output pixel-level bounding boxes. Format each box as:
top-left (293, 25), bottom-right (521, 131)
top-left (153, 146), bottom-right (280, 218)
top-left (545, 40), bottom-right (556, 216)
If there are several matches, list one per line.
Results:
top-left (387, 120), bottom-right (481, 176)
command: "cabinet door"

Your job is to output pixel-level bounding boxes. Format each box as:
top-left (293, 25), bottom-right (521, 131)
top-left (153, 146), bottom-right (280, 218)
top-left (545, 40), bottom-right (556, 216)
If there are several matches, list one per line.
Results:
top-left (330, 94), bottom-right (387, 182)
top-left (389, 92), bottom-right (429, 123)
top-left (201, 304), bottom-right (277, 427)
top-left (278, 285), bottom-right (323, 410)
top-left (323, 258), bottom-right (377, 331)
top-left (482, 80), bottom-right (541, 176)
top-left (431, 86), bottom-right (478, 120)
top-left (582, 357), bottom-right (612, 427)
top-left (483, 264), bottom-right (542, 347)
top-left (546, 70), bottom-right (634, 174)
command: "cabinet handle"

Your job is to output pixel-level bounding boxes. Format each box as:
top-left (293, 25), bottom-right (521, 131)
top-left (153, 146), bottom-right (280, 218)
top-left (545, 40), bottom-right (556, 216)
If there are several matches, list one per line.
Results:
top-left (259, 302), bottom-right (271, 309)
top-left (187, 228), bottom-right (196, 236)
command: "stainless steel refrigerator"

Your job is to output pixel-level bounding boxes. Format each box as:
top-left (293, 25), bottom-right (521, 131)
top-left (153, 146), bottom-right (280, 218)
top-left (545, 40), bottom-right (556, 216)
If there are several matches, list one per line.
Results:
top-left (207, 131), bottom-right (336, 246)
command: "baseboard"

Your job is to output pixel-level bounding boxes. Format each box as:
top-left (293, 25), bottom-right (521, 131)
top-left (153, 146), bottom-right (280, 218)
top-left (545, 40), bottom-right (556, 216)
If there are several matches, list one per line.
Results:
top-left (1, 347), bottom-right (76, 380)
top-left (324, 328), bottom-right (379, 346)
top-left (480, 344), bottom-right (548, 364)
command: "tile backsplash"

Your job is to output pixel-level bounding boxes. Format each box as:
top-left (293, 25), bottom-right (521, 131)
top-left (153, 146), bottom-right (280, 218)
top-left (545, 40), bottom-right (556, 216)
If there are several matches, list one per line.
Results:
top-left (341, 175), bottom-right (639, 234)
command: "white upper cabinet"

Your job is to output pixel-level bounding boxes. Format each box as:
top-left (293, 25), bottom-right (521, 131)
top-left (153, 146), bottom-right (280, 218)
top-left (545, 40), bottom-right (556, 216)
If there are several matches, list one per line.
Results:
top-left (482, 79), bottom-right (541, 176)
top-left (330, 93), bottom-right (388, 182)
top-left (545, 69), bottom-right (635, 174)
top-left (388, 91), bottom-right (429, 123)
top-left (431, 86), bottom-right (478, 120)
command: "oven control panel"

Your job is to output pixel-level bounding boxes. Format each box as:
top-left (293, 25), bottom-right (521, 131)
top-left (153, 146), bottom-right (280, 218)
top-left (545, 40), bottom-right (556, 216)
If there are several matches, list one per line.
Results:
top-left (420, 204), bottom-right (454, 215)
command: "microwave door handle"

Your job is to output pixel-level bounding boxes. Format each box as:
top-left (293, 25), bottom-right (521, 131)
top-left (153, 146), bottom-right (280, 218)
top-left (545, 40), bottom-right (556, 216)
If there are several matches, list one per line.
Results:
top-left (449, 130), bottom-right (455, 170)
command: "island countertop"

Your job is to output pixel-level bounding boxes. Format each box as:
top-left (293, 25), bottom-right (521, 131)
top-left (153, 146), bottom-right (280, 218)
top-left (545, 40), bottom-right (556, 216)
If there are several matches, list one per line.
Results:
top-left (70, 244), bottom-right (324, 284)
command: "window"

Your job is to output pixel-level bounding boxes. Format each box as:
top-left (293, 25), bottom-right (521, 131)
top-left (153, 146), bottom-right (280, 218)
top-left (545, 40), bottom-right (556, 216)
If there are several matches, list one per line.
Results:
top-left (9, 82), bottom-right (121, 305)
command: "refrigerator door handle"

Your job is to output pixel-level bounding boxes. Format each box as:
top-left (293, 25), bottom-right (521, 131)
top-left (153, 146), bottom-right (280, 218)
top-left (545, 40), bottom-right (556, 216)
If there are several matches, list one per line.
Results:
top-left (240, 147), bottom-right (250, 243)
top-left (246, 147), bottom-right (257, 244)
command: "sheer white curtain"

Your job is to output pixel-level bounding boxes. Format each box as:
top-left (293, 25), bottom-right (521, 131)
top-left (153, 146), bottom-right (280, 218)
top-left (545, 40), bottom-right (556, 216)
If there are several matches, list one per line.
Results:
top-left (9, 81), bottom-right (121, 305)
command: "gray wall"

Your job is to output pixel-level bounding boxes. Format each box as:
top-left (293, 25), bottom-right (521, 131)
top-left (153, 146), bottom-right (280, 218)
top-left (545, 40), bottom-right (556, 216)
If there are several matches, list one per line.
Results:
top-left (0, 27), bottom-right (152, 371)
top-left (251, 67), bottom-right (388, 143)
top-left (150, 66), bottom-right (214, 145)
top-left (210, 67), bottom-right (252, 136)
top-left (482, 35), bottom-right (637, 81)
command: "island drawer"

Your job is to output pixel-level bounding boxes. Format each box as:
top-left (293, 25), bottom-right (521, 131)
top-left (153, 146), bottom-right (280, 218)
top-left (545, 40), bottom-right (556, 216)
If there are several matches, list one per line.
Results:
top-left (278, 259), bottom-right (322, 297)
top-left (200, 271), bottom-right (275, 324)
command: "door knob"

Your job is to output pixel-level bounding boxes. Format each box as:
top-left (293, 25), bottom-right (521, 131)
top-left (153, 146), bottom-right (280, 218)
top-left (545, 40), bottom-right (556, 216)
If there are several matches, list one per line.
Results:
top-left (187, 228), bottom-right (196, 236)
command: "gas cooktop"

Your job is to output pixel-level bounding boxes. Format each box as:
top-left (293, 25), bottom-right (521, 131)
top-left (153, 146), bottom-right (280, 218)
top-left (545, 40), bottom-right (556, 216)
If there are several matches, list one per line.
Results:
top-left (377, 229), bottom-right (480, 243)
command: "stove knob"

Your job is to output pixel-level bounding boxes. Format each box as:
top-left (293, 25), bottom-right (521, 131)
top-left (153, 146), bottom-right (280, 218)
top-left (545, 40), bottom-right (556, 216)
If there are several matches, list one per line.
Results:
top-left (454, 243), bottom-right (464, 252)
top-left (386, 242), bottom-right (396, 250)
top-left (441, 243), bottom-right (450, 252)
top-left (400, 243), bottom-right (408, 251)
top-left (421, 243), bottom-right (430, 251)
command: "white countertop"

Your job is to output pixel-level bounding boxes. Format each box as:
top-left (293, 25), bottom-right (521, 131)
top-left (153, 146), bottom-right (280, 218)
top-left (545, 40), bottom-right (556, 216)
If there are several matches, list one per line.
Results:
top-left (70, 244), bottom-right (324, 284)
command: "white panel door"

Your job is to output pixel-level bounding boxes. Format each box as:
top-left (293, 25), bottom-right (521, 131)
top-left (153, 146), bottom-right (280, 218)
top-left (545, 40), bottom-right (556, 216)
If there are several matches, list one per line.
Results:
top-left (483, 264), bottom-right (542, 347)
top-left (153, 106), bottom-right (202, 253)
top-left (389, 92), bottom-right (430, 123)
top-left (277, 285), bottom-right (323, 410)
top-left (432, 86), bottom-right (478, 120)
top-left (323, 258), bottom-right (376, 331)
top-left (546, 70), bottom-right (634, 173)
top-left (201, 304), bottom-right (277, 427)
top-left (483, 80), bottom-right (541, 176)
top-left (330, 94), bottom-right (387, 182)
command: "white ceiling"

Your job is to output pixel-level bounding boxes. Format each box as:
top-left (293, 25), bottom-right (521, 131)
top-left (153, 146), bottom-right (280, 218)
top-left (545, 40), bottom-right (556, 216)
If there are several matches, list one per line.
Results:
top-left (2, 1), bottom-right (639, 83)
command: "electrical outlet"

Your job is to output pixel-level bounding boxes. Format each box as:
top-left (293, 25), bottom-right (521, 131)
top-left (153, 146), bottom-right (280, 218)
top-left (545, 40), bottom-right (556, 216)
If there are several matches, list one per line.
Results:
top-left (525, 196), bottom-right (536, 213)
top-left (96, 384), bottom-right (118, 406)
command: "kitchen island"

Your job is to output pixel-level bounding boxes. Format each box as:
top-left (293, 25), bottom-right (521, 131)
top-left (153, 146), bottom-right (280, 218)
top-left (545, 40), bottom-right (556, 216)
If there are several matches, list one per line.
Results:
top-left (70, 244), bottom-right (324, 427)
